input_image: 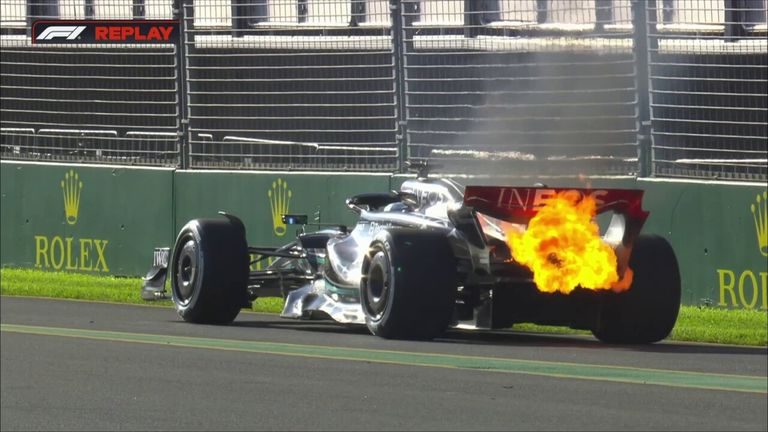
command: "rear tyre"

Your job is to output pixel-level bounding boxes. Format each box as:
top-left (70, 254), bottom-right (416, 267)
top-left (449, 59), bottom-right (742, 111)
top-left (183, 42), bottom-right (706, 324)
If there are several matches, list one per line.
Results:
top-left (592, 234), bottom-right (681, 344)
top-left (361, 229), bottom-right (456, 340)
top-left (171, 217), bottom-right (249, 324)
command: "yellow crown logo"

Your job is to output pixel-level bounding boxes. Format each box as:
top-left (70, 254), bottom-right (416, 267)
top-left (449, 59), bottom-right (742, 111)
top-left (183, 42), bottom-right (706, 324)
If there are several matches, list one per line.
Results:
top-left (61, 170), bottom-right (83, 225)
top-left (268, 178), bottom-right (292, 237)
top-left (751, 191), bottom-right (767, 257)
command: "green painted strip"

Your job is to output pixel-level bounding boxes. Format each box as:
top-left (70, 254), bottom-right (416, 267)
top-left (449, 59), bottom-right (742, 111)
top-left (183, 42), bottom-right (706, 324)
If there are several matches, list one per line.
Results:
top-left (2, 323), bottom-right (766, 394)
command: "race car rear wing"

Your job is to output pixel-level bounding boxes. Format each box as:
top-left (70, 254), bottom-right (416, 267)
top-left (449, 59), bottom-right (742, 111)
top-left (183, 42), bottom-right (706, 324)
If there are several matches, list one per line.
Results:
top-left (462, 186), bottom-right (649, 246)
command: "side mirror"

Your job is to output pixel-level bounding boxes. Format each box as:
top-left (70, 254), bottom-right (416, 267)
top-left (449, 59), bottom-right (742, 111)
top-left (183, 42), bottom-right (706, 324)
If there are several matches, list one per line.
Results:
top-left (282, 214), bottom-right (308, 225)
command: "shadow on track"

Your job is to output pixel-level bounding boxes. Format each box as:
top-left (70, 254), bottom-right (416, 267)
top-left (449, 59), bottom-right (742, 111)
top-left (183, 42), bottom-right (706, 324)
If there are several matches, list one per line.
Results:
top-left (442, 328), bottom-right (767, 355)
top-left (227, 314), bottom-right (767, 356)
top-left (229, 317), bottom-right (372, 336)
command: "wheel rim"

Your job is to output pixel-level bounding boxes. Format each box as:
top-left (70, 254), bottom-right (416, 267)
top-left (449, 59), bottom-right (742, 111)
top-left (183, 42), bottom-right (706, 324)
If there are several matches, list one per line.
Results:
top-left (175, 238), bottom-right (198, 304)
top-left (364, 251), bottom-right (390, 319)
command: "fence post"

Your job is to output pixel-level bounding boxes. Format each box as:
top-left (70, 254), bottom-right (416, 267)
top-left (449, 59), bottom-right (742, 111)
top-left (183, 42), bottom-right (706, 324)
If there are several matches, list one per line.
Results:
top-left (536, 0), bottom-right (548, 24)
top-left (724, 0), bottom-right (755, 40)
top-left (231, 0), bottom-right (265, 37)
top-left (133, 0), bottom-right (146, 19)
top-left (595, 0), bottom-right (612, 32)
top-left (175, 0), bottom-right (191, 169)
top-left (26, 0), bottom-right (59, 37)
top-left (392, 0), bottom-right (411, 173)
top-left (632, 0), bottom-right (654, 177)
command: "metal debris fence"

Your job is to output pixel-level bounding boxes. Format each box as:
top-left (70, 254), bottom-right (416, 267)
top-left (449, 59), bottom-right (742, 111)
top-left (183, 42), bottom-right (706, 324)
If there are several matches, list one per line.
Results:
top-left (0, 0), bottom-right (765, 180)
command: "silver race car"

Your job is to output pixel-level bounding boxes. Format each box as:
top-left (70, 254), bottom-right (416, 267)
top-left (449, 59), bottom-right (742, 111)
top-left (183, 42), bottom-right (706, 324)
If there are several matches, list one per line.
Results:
top-left (142, 165), bottom-right (681, 343)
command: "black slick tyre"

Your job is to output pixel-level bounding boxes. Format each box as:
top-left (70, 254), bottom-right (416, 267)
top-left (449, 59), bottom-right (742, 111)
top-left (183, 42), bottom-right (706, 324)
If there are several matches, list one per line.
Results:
top-left (171, 217), bottom-right (249, 324)
top-left (360, 228), bottom-right (456, 340)
top-left (592, 234), bottom-right (682, 344)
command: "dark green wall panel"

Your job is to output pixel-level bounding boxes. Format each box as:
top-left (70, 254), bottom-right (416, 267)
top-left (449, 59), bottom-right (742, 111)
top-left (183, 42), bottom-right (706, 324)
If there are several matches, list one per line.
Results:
top-left (638, 180), bottom-right (767, 310)
top-left (1, 161), bottom-right (174, 276)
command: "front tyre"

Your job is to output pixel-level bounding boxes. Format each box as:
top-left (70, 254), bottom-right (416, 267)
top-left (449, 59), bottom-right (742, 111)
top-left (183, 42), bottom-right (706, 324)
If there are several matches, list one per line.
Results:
top-left (171, 217), bottom-right (249, 324)
top-left (592, 234), bottom-right (681, 344)
top-left (361, 229), bottom-right (456, 340)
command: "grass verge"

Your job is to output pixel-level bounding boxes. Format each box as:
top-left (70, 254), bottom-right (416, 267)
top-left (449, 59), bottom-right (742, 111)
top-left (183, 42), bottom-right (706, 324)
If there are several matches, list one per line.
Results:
top-left (1, 267), bottom-right (766, 346)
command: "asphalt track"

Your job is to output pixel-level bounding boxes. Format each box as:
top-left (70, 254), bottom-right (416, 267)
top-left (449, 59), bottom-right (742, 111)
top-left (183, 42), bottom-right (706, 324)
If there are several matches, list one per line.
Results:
top-left (1, 296), bottom-right (766, 431)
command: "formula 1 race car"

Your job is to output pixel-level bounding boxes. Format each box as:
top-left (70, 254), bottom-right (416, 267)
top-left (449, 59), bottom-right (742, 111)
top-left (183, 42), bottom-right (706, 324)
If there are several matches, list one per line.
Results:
top-left (142, 165), bottom-right (681, 344)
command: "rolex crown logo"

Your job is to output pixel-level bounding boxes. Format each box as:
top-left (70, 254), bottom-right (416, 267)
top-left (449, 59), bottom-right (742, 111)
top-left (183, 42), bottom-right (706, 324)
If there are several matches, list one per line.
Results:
top-left (268, 178), bottom-right (292, 237)
top-left (751, 191), bottom-right (767, 257)
top-left (61, 170), bottom-right (83, 225)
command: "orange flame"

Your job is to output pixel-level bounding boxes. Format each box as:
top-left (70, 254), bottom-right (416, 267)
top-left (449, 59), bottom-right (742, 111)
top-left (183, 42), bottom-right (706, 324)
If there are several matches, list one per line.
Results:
top-left (505, 191), bottom-right (633, 294)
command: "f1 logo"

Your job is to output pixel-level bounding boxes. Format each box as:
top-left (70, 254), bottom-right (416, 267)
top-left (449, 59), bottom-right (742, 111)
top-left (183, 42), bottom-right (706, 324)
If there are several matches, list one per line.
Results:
top-left (36, 26), bottom-right (86, 40)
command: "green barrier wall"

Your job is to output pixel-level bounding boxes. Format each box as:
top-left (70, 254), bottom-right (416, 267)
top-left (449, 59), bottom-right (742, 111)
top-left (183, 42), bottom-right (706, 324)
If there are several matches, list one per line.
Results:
top-left (1, 161), bottom-right (175, 276)
top-left (2, 161), bottom-right (765, 310)
top-left (639, 179), bottom-right (767, 310)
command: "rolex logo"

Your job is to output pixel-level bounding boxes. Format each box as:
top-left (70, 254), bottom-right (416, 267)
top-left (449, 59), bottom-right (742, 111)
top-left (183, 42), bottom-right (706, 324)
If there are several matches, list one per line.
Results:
top-left (268, 178), bottom-right (292, 237)
top-left (61, 170), bottom-right (83, 225)
top-left (752, 191), bottom-right (767, 257)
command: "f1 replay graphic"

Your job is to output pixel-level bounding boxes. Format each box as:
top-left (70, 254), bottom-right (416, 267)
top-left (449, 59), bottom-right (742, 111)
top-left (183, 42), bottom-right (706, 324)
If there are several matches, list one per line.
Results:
top-left (32, 20), bottom-right (179, 44)
top-left (36, 25), bottom-right (86, 41)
